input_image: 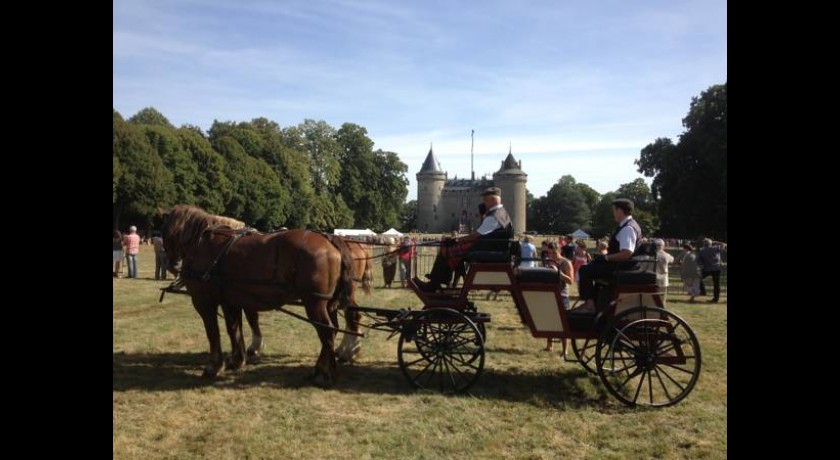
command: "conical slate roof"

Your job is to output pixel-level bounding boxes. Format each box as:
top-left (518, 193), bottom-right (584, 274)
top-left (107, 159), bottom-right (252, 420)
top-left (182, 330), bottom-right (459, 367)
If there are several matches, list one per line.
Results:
top-left (496, 150), bottom-right (525, 175)
top-left (419, 147), bottom-right (444, 173)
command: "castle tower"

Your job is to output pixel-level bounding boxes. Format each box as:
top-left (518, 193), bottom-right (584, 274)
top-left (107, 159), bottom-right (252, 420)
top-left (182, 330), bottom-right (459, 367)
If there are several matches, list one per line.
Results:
top-left (416, 146), bottom-right (446, 232)
top-left (492, 149), bottom-right (528, 233)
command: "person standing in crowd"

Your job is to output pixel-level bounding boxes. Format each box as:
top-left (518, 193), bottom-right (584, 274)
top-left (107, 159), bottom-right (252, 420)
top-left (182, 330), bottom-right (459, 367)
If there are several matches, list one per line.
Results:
top-left (572, 240), bottom-right (591, 287)
top-left (519, 235), bottom-right (537, 268)
top-left (596, 240), bottom-right (608, 256)
top-left (680, 243), bottom-right (701, 303)
top-left (698, 238), bottom-right (726, 303)
top-left (540, 240), bottom-right (551, 264)
top-left (382, 237), bottom-right (398, 288)
top-left (543, 241), bottom-right (574, 351)
top-left (113, 229), bottom-right (124, 278)
top-left (561, 235), bottom-right (576, 261)
top-left (123, 225), bottom-right (141, 279)
top-left (653, 239), bottom-right (674, 305)
top-left (151, 231), bottom-right (168, 281)
top-left (398, 236), bottom-right (415, 288)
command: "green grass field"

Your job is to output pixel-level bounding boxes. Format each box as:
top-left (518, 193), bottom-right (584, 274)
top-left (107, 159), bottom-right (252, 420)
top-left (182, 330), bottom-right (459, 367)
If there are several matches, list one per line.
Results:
top-left (114, 245), bottom-right (727, 459)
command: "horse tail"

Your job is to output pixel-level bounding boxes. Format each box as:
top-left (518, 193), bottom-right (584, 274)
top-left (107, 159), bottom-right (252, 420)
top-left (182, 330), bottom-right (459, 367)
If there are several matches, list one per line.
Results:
top-left (326, 234), bottom-right (355, 308)
top-left (362, 259), bottom-right (373, 295)
top-left (360, 245), bottom-right (373, 295)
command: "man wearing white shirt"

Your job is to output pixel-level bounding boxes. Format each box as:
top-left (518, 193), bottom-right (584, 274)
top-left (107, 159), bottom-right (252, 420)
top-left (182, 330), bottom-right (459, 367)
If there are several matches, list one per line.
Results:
top-left (578, 198), bottom-right (642, 308)
top-left (415, 187), bottom-right (513, 292)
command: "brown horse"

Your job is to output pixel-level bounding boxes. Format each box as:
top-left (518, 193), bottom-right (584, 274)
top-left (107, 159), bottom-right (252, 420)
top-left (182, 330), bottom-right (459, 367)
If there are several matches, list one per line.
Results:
top-left (162, 204), bottom-right (356, 384)
top-left (345, 240), bottom-right (374, 295)
top-left (243, 237), bottom-right (371, 364)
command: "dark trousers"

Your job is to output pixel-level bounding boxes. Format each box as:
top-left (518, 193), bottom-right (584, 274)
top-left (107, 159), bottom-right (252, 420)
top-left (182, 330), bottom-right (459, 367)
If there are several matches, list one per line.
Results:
top-left (699, 270), bottom-right (721, 300)
top-left (427, 255), bottom-right (454, 287)
top-left (578, 262), bottom-right (622, 301)
top-left (155, 252), bottom-right (168, 280)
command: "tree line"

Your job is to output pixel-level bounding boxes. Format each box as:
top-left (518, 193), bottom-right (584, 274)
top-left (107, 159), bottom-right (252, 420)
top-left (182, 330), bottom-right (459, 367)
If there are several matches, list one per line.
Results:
top-left (115, 82), bottom-right (725, 240)
top-left (113, 108), bottom-right (409, 232)
top-left (525, 83), bottom-right (726, 240)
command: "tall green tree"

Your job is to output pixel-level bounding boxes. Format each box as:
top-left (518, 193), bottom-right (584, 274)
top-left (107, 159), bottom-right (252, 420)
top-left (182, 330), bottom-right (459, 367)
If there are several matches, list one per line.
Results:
top-left (113, 154), bottom-right (121, 204)
top-left (400, 200), bottom-right (417, 232)
top-left (283, 119), bottom-right (342, 195)
top-left (280, 119), bottom-right (354, 229)
top-left (615, 178), bottom-right (659, 236)
top-left (592, 192), bottom-right (619, 238)
top-left (212, 135), bottom-right (287, 229)
top-left (112, 114), bottom-right (174, 228)
top-left (575, 182), bottom-right (600, 231)
top-left (528, 175), bottom-right (589, 234)
top-left (176, 126), bottom-right (231, 214)
top-left (128, 107), bottom-right (174, 128)
top-left (137, 124), bottom-right (199, 206)
top-left (336, 123), bottom-right (408, 230)
top-left (636, 83), bottom-right (727, 239)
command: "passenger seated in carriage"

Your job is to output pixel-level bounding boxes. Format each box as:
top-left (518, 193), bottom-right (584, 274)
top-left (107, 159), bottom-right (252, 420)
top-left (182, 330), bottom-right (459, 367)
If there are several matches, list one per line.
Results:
top-left (577, 198), bottom-right (642, 309)
top-left (414, 187), bottom-right (513, 292)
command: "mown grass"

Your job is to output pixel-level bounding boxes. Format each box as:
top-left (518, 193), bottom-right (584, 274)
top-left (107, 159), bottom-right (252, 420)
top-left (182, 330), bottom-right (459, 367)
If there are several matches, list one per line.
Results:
top-left (114, 245), bottom-right (726, 459)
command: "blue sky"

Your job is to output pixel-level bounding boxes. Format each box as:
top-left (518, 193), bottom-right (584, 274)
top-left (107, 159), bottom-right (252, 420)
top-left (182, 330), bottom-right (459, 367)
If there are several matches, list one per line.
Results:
top-left (113, 0), bottom-right (726, 201)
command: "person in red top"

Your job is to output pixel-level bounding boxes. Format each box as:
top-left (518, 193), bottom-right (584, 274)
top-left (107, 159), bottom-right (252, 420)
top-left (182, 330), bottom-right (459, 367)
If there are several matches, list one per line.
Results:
top-left (398, 236), bottom-right (415, 288)
top-left (123, 225), bottom-right (141, 278)
top-left (572, 240), bottom-right (591, 285)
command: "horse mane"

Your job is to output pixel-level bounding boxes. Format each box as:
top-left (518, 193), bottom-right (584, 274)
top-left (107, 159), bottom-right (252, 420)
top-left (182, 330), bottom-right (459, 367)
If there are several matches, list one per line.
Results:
top-left (212, 215), bottom-right (246, 230)
top-left (163, 205), bottom-right (247, 270)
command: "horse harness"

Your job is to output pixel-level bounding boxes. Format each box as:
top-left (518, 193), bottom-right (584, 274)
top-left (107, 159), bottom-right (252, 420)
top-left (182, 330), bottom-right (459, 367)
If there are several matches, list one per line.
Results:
top-left (165, 227), bottom-right (365, 337)
top-left (181, 228), bottom-right (337, 301)
top-left (181, 227), bottom-right (254, 284)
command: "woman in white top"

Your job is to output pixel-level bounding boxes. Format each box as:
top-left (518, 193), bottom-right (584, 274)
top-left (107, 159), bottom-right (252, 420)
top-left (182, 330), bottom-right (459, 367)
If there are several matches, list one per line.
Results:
top-left (653, 239), bottom-right (674, 305)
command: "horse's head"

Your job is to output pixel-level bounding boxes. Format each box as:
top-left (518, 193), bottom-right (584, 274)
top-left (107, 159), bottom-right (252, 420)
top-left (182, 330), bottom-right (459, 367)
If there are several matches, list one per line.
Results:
top-left (160, 204), bottom-right (213, 276)
top-left (161, 205), bottom-right (250, 277)
top-left (159, 206), bottom-right (181, 276)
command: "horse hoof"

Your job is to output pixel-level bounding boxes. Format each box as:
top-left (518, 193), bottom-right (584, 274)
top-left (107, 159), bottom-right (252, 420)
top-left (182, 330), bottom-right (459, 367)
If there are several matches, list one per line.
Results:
top-left (311, 372), bottom-right (335, 388)
top-left (225, 359), bottom-right (245, 372)
top-left (246, 354), bottom-right (261, 365)
top-left (246, 348), bottom-right (259, 358)
top-left (202, 366), bottom-right (223, 378)
top-left (338, 350), bottom-right (361, 364)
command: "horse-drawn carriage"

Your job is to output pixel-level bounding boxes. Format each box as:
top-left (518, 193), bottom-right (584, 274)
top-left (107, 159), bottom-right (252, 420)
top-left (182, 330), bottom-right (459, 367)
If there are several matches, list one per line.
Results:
top-left (161, 205), bottom-right (701, 408)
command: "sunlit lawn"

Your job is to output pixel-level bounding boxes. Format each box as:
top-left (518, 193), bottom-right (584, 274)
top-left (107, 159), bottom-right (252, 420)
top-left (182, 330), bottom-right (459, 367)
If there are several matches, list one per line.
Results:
top-left (114, 245), bottom-right (726, 459)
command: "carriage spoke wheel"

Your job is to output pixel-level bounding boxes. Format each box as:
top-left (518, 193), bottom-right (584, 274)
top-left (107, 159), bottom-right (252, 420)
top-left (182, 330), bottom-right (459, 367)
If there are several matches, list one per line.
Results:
top-left (571, 338), bottom-right (599, 375)
top-left (398, 308), bottom-right (485, 394)
top-left (595, 307), bottom-right (701, 407)
top-left (464, 302), bottom-right (487, 345)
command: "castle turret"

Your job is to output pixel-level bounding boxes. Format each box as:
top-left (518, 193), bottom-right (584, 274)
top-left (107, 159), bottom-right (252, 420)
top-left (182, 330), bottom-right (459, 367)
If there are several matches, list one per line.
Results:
top-left (492, 149), bottom-right (528, 233)
top-left (416, 146), bottom-right (446, 232)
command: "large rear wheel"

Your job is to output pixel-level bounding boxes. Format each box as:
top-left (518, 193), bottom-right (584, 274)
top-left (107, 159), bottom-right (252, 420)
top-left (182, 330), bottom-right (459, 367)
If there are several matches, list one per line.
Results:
top-left (398, 308), bottom-right (485, 394)
top-left (595, 307), bottom-right (701, 407)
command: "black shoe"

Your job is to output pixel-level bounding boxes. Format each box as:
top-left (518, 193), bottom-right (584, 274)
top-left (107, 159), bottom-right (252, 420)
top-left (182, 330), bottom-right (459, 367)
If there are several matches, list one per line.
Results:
top-left (708, 299), bottom-right (719, 303)
top-left (413, 277), bottom-right (439, 293)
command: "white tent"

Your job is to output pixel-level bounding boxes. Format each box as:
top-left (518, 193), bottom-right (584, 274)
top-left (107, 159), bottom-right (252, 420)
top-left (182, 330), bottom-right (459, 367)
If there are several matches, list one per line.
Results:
top-left (333, 228), bottom-right (377, 237)
top-left (570, 229), bottom-right (590, 238)
top-left (382, 228), bottom-right (404, 237)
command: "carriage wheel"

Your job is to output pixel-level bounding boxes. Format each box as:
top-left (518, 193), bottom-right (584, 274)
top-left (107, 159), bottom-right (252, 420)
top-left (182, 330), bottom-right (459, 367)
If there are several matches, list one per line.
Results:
top-left (595, 307), bottom-right (701, 407)
top-left (571, 338), bottom-right (599, 375)
top-left (463, 302), bottom-right (487, 344)
top-left (398, 308), bottom-right (485, 394)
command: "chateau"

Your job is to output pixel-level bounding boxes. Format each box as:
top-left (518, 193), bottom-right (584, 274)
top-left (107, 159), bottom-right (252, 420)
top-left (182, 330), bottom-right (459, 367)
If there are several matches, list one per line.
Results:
top-left (416, 147), bottom-right (527, 233)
